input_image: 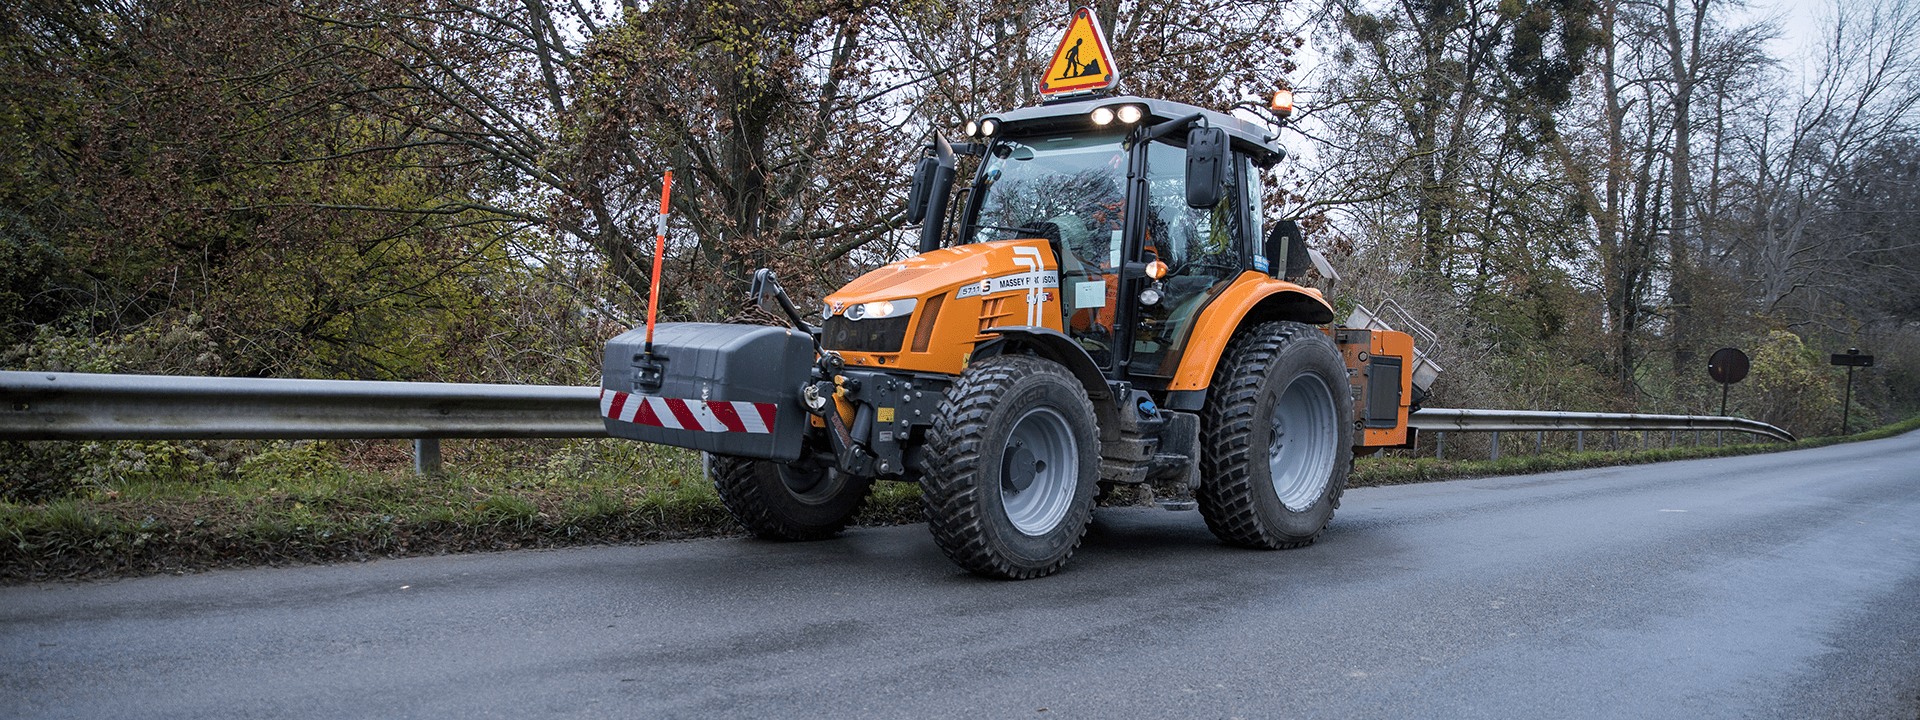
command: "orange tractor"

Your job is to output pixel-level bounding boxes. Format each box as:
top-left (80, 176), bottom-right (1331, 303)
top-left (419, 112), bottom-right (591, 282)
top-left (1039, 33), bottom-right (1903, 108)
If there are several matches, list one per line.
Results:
top-left (601, 15), bottom-right (1435, 579)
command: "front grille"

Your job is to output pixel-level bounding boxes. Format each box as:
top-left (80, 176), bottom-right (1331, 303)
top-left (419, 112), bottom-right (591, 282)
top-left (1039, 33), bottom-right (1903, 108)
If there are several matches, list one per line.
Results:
top-left (822, 315), bottom-right (912, 353)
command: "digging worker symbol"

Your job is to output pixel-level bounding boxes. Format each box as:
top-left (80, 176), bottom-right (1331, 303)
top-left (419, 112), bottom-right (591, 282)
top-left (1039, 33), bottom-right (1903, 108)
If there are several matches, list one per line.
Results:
top-left (1040, 8), bottom-right (1118, 96)
top-left (1059, 38), bottom-right (1101, 79)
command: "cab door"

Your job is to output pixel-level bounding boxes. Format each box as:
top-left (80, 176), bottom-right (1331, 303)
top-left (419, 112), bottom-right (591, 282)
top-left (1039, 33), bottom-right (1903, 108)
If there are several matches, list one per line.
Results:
top-left (1125, 142), bottom-right (1251, 379)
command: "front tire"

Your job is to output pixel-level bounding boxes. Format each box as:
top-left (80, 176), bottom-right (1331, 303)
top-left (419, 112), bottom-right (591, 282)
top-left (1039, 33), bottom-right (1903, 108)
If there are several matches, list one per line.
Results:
top-left (922, 355), bottom-right (1101, 579)
top-left (1197, 321), bottom-right (1353, 549)
top-left (710, 454), bottom-right (874, 541)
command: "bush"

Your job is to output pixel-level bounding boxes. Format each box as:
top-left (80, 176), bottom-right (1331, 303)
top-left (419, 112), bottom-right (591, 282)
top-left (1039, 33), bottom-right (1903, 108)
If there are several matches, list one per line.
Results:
top-left (1748, 330), bottom-right (1841, 438)
top-left (0, 442), bottom-right (87, 502)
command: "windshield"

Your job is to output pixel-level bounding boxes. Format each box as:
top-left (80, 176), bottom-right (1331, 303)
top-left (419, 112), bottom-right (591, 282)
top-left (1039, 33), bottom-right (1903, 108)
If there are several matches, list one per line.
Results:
top-left (966, 131), bottom-right (1128, 265)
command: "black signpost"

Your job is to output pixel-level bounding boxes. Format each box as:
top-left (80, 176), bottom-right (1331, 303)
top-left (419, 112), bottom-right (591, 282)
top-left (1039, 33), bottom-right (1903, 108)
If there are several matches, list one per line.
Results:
top-left (1830, 348), bottom-right (1874, 434)
top-left (1707, 347), bottom-right (1749, 417)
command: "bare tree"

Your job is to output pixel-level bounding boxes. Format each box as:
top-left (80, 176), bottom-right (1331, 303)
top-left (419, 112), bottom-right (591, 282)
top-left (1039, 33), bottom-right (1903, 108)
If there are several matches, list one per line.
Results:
top-left (304, 0), bottom-right (920, 320)
top-left (1727, 0), bottom-right (1920, 329)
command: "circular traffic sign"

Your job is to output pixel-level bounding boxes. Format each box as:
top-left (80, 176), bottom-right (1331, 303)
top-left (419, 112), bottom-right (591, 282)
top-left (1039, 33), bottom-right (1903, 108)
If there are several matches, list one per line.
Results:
top-left (1708, 347), bottom-right (1749, 385)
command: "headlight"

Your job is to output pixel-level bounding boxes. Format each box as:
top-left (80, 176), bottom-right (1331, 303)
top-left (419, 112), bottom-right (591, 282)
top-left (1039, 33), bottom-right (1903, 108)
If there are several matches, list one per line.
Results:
top-left (1116, 104), bottom-right (1144, 124)
top-left (979, 118), bottom-right (999, 137)
top-left (1090, 106), bottom-right (1115, 125)
top-left (845, 298), bottom-right (917, 320)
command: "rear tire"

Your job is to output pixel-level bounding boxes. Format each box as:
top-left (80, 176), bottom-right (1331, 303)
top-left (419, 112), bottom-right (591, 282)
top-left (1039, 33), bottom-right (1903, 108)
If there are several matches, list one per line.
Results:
top-left (922, 355), bottom-right (1100, 579)
top-left (1197, 321), bottom-right (1353, 549)
top-left (710, 453), bottom-right (873, 541)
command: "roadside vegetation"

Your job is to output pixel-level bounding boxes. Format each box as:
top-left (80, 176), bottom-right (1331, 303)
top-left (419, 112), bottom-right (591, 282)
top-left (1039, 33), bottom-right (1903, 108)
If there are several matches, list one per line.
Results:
top-left (6, 414), bottom-right (1913, 583)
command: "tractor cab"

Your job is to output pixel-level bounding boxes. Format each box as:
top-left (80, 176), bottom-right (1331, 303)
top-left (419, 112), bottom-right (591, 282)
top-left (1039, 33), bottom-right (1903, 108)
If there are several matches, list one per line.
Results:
top-left (941, 95), bottom-right (1324, 393)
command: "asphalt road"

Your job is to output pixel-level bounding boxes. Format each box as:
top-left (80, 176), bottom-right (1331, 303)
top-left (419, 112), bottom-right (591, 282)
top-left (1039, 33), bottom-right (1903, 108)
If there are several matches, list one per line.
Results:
top-left (6, 431), bottom-right (1919, 719)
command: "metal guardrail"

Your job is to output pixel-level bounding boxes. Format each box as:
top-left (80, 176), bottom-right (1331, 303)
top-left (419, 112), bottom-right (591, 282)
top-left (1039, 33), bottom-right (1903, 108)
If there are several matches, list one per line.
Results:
top-left (1, 371), bottom-right (605, 474)
top-left (1409, 408), bottom-right (1794, 442)
top-left (3, 371), bottom-right (1797, 471)
top-left (1408, 408), bottom-right (1795, 459)
top-left (0, 371), bottom-right (605, 440)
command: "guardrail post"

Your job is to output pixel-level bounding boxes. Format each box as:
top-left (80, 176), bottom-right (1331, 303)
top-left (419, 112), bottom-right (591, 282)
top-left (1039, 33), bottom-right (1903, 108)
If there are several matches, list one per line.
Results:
top-left (1490, 431), bottom-right (1501, 460)
top-left (414, 438), bottom-right (443, 476)
top-left (1576, 430), bottom-right (1585, 453)
top-left (1435, 431), bottom-right (1445, 460)
top-left (1535, 431), bottom-right (1544, 455)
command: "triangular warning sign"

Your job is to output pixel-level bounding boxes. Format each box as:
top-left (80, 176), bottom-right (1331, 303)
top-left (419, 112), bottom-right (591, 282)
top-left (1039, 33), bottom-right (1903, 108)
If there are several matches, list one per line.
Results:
top-left (1040, 7), bottom-right (1119, 97)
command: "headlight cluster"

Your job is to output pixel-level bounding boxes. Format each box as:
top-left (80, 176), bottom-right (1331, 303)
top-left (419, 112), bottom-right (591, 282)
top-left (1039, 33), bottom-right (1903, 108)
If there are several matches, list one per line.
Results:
top-left (962, 118), bottom-right (1000, 139)
top-left (844, 298), bottom-right (917, 321)
top-left (1090, 103), bottom-right (1146, 127)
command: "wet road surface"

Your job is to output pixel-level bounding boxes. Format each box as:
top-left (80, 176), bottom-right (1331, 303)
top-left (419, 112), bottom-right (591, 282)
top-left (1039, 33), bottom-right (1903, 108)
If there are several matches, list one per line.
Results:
top-left (5, 430), bottom-right (1918, 719)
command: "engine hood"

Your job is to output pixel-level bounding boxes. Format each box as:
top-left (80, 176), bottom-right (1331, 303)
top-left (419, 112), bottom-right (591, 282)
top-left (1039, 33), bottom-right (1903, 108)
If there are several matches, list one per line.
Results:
top-left (822, 239), bottom-right (1057, 316)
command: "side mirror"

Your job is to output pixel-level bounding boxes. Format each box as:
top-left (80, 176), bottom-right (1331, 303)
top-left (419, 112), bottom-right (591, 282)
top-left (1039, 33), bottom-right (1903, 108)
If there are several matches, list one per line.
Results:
top-left (906, 156), bottom-right (938, 224)
top-left (1264, 221), bottom-right (1291, 278)
top-left (1185, 126), bottom-right (1228, 209)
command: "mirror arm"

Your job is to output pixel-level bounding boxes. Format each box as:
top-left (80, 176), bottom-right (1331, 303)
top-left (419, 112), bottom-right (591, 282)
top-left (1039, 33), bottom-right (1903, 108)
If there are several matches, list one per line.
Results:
top-left (1143, 112), bottom-right (1205, 143)
top-left (749, 269), bottom-right (822, 351)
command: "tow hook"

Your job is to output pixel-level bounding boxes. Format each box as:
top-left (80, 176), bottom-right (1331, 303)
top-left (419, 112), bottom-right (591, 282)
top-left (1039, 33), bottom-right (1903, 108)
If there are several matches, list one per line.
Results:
top-left (802, 381), bottom-right (833, 415)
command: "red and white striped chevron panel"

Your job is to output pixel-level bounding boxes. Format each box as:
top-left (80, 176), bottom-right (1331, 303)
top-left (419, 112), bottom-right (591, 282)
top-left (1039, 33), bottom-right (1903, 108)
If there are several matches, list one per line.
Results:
top-left (599, 388), bottom-right (777, 434)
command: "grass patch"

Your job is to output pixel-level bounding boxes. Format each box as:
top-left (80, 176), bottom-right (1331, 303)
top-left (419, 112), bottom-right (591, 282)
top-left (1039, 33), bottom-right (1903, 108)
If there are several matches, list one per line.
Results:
top-left (2, 438), bottom-right (780, 582)
top-left (5, 415), bottom-right (1913, 583)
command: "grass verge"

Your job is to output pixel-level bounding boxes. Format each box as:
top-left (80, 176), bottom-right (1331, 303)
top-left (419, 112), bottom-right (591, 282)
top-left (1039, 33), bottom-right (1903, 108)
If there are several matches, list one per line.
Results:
top-left (5, 415), bottom-right (1915, 583)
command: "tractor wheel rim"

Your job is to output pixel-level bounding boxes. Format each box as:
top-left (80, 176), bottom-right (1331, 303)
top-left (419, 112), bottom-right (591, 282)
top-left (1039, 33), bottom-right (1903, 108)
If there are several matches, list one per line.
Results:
top-left (1001, 407), bottom-right (1077, 536)
top-left (1268, 373), bottom-right (1338, 512)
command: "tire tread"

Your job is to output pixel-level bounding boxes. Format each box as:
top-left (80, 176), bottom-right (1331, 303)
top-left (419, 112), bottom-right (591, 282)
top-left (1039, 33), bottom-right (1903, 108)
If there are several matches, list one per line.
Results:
top-left (921, 355), bottom-right (1096, 579)
top-left (711, 454), bottom-right (872, 541)
top-left (1196, 321), bottom-right (1351, 549)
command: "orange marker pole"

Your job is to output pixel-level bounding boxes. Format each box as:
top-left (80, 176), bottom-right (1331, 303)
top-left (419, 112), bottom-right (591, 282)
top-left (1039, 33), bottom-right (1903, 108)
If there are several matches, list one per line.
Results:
top-left (644, 171), bottom-right (673, 354)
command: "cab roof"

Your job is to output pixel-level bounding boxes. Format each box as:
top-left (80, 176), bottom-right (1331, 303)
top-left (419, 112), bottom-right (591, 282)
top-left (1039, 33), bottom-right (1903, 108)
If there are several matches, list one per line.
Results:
top-left (979, 95), bottom-right (1286, 166)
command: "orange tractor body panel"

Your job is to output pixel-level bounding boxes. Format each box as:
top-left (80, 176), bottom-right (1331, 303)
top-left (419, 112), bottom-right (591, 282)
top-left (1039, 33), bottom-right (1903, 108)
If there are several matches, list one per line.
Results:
top-left (822, 239), bottom-right (1062, 375)
top-left (1163, 272), bottom-right (1334, 391)
top-left (1334, 327), bottom-right (1417, 448)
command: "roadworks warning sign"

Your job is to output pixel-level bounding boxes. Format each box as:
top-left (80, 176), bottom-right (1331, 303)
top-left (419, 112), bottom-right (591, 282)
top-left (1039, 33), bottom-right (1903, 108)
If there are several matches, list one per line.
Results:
top-left (1041, 7), bottom-right (1119, 97)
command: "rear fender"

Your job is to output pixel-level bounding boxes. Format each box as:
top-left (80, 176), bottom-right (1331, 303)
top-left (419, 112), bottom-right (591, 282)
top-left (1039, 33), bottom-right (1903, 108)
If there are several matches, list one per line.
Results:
top-left (1165, 273), bottom-right (1335, 394)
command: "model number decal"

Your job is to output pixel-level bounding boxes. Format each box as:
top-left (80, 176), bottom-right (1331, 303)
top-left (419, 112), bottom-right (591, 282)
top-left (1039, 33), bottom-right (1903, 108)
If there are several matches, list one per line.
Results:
top-left (954, 270), bottom-right (1060, 299)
